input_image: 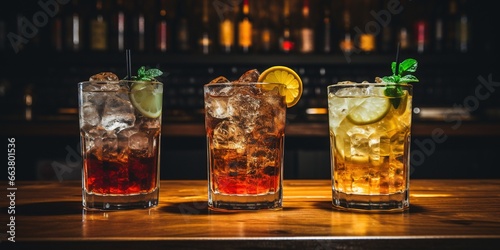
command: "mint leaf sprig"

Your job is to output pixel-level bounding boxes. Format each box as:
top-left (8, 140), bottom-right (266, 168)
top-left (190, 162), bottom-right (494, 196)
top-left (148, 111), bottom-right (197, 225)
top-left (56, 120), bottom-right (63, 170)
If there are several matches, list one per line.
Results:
top-left (381, 58), bottom-right (419, 84)
top-left (380, 58), bottom-right (419, 108)
top-left (131, 66), bottom-right (163, 81)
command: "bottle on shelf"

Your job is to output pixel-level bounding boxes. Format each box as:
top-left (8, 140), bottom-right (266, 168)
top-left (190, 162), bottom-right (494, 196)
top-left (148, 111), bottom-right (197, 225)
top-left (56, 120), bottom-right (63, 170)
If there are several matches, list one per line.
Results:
top-left (398, 27), bottom-right (410, 52)
top-left (89, 0), bottom-right (108, 51)
top-left (198, 0), bottom-right (213, 54)
top-left (445, 0), bottom-right (458, 53)
top-left (175, 0), bottom-right (191, 53)
top-left (110, 0), bottom-right (127, 52)
top-left (131, 1), bottom-right (146, 52)
top-left (431, 0), bottom-right (445, 53)
top-left (317, 0), bottom-right (332, 54)
top-left (50, 8), bottom-right (63, 52)
top-left (218, 2), bottom-right (236, 53)
top-left (298, 0), bottom-right (314, 54)
top-left (414, 2), bottom-right (429, 54)
top-left (1, 0), bottom-right (478, 57)
top-left (457, 0), bottom-right (470, 53)
top-left (237, 0), bottom-right (253, 53)
top-left (64, 0), bottom-right (83, 52)
top-left (156, 0), bottom-right (171, 52)
top-left (279, 0), bottom-right (294, 53)
top-left (256, 10), bottom-right (274, 53)
top-left (415, 19), bottom-right (429, 54)
top-left (339, 1), bottom-right (353, 55)
top-left (378, 0), bottom-right (394, 54)
top-left (356, 0), bottom-right (376, 54)
top-left (393, 4), bottom-right (410, 53)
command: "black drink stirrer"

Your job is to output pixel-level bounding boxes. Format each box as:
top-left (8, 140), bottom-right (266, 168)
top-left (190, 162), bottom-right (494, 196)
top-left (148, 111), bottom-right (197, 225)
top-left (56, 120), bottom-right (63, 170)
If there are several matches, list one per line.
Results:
top-left (126, 49), bottom-right (132, 80)
top-left (395, 42), bottom-right (401, 75)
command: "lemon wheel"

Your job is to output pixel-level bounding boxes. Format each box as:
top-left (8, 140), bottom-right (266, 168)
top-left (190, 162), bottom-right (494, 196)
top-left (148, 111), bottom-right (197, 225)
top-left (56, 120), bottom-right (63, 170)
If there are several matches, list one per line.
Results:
top-left (258, 66), bottom-right (303, 108)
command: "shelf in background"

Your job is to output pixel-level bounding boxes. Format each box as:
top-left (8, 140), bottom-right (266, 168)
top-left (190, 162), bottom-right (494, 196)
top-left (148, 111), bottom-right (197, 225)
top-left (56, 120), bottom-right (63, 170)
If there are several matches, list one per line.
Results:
top-left (2, 118), bottom-right (500, 138)
top-left (1, 51), bottom-right (493, 67)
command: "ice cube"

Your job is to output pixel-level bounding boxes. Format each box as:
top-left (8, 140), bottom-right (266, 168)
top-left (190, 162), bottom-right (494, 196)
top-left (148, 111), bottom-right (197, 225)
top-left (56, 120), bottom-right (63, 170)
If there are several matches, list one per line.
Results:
top-left (89, 72), bottom-right (119, 81)
top-left (237, 69), bottom-right (260, 83)
top-left (347, 126), bottom-right (375, 139)
top-left (335, 87), bottom-right (361, 97)
top-left (129, 132), bottom-right (150, 157)
top-left (116, 127), bottom-right (139, 161)
top-left (83, 127), bottom-right (106, 152)
top-left (213, 120), bottom-right (245, 153)
top-left (253, 112), bottom-right (279, 136)
top-left (208, 76), bottom-right (230, 84)
top-left (262, 87), bottom-right (283, 107)
top-left (92, 132), bottom-right (118, 161)
top-left (83, 81), bottom-right (122, 94)
top-left (81, 87), bottom-right (107, 106)
top-left (80, 102), bottom-right (100, 131)
top-left (337, 81), bottom-right (356, 85)
top-left (137, 116), bottom-right (161, 129)
top-left (118, 127), bottom-right (139, 139)
top-left (205, 82), bottom-right (238, 119)
top-left (206, 95), bottom-right (231, 119)
top-left (334, 82), bottom-right (377, 97)
top-left (251, 93), bottom-right (282, 136)
top-left (228, 92), bottom-right (260, 133)
top-left (248, 146), bottom-right (279, 174)
top-left (101, 94), bottom-right (136, 132)
top-left (347, 127), bottom-right (374, 157)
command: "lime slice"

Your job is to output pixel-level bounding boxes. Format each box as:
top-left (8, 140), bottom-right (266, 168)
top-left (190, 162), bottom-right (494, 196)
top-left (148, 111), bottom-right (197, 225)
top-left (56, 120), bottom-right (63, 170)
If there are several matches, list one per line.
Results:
top-left (347, 97), bottom-right (390, 125)
top-left (258, 66), bottom-right (303, 108)
top-left (130, 82), bottom-right (163, 118)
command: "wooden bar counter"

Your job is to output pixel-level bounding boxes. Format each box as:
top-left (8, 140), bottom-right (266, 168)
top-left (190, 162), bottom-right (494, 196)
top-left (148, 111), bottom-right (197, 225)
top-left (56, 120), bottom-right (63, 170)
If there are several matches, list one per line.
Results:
top-left (1, 180), bottom-right (500, 249)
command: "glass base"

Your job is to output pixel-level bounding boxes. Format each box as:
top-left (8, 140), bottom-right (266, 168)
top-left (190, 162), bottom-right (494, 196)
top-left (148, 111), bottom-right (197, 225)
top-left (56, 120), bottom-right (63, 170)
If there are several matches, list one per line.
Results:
top-left (332, 189), bottom-right (409, 212)
top-left (208, 190), bottom-right (282, 211)
top-left (83, 188), bottom-right (159, 211)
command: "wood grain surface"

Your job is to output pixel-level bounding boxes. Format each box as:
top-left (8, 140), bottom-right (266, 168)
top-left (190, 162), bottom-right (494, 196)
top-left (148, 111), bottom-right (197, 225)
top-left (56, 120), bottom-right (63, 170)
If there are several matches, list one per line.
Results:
top-left (1, 179), bottom-right (499, 249)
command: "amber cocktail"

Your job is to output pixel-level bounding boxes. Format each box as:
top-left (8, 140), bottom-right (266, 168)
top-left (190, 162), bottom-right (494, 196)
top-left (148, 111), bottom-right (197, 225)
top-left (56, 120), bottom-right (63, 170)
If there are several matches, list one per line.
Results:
top-left (204, 81), bottom-right (286, 210)
top-left (328, 82), bottom-right (412, 211)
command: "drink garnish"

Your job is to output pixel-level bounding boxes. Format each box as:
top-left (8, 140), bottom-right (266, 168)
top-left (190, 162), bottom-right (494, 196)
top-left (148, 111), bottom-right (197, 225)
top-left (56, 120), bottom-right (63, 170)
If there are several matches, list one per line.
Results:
top-left (258, 66), bottom-right (303, 108)
top-left (346, 90), bottom-right (391, 125)
top-left (130, 66), bottom-right (163, 81)
top-left (379, 58), bottom-right (419, 108)
top-left (129, 66), bottom-right (164, 118)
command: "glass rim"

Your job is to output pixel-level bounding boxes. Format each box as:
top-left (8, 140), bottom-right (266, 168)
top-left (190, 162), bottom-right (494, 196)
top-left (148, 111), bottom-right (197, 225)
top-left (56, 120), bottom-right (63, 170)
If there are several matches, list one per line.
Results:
top-left (78, 80), bottom-right (163, 85)
top-left (204, 82), bottom-right (281, 87)
top-left (327, 82), bottom-right (413, 88)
